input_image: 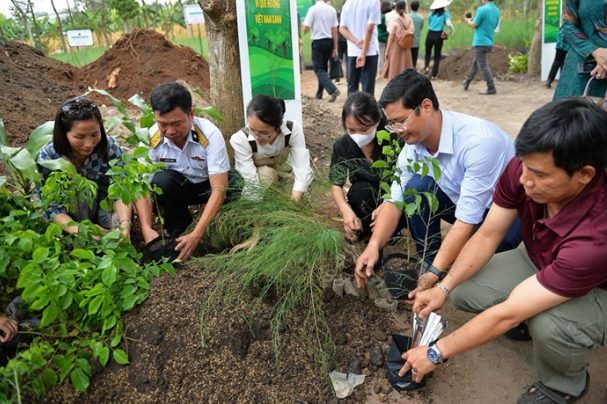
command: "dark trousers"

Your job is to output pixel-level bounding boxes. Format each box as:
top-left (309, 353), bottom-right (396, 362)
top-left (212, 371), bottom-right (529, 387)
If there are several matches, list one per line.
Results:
top-left (547, 48), bottom-right (568, 83)
top-left (403, 175), bottom-right (522, 266)
top-left (347, 180), bottom-right (407, 237)
top-left (312, 38), bottom-right (338, 99)
top-left (465, 46), bottom-right (495, 90)
top-left (411, 47), bottom-right (420, 68)
top-left (424, 30), bottom-right (444, 78)
top-left (338, 40), bottom-right (348, 78)
top-left (152, 169), bottom-right (242, 236)
top-left (347, 54), bottom-right (378, 96)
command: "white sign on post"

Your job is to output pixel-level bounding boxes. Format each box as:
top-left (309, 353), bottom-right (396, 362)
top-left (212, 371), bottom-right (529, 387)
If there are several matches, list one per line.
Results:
top-left (66, 30), bottom-right (94, 47)
top-left (184, 4), bottom-right (205, 25)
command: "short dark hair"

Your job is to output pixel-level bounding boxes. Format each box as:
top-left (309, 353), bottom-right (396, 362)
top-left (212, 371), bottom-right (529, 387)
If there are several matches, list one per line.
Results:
top-left (341, 92), bottom-right (386, 130)
top-left (246, 95), bottom-right (286, 129)
top-left (395, 0), bottom-right (407, 13)
top-left (431, 8), bottom-right (445, 16)
top-left (516, 98), bottom-right (607, 175)
top-left (53, 96), bottom-right (108, 160)
top-left (410, 1), bottom-right (420, 11)
top-left (378, 68), bottom-right (439, 111)
top-left (150, 82), bottom-right (192, 115)
top-left (380, 1), bottom-right (392, 14)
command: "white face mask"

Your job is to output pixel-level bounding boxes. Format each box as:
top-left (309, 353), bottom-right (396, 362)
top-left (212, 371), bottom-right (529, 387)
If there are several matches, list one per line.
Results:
top-left (349, 129), bottom-right (377, 148)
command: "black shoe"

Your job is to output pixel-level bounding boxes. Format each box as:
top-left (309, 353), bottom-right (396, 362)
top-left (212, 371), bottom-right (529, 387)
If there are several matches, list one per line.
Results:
top-left (462, 80), bottom-right (470, 91)
top-left (505, 322), bottom-right (532, 341)
top-left (328, 89), bottom-right (341, 103)
top-left (479, 88), bottom-right (497, 95)
top-left (545, 80), bottom-right (552, 88)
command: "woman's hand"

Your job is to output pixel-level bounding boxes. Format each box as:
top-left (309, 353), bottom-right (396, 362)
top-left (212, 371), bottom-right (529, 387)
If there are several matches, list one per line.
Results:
top-left (343, 209), bottom-right (362, 241)
top-left (0, 314), bottom-right (18, 343)
top-left (591, 48), bottom-right (607, 79)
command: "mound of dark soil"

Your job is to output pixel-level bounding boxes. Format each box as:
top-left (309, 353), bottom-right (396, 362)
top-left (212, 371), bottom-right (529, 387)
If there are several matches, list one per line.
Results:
top-left (0, 41), bottom-right (83, 145)
top-left (439, 46), bottom-right (513, 81)
top-left (81, 30), bottom-right (211, 104)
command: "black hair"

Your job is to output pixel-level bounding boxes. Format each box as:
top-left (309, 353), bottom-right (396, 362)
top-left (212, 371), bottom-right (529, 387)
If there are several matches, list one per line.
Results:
top-left (150, 82), bottom-right (193, 115)
top-left (395, 0), bottom-right (407, 13)
top-left (246, 94), bottom-right (286, 129)
top-left (431, 7), bottom-right (445, 16)
top-left (380, 1), bottom-right (392, 14)
top-left (341, 92), bottom-right (386, 130)
top-left (516, 98), bottom-right (607, 175)
top-left (410, 1), bottom-right (420, 11)
top-left (53, 96), bottom-right (108, 160)
top-left (378, 68), bottom-right (439, 112)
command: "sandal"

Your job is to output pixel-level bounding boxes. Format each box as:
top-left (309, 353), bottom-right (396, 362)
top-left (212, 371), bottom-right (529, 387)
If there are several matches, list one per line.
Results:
top-left (517, 372), bottom-right (590, 404)
top-left (505, 322), bottom-right (532, 341)
top-left (145, 236), bottom-right (179, 262)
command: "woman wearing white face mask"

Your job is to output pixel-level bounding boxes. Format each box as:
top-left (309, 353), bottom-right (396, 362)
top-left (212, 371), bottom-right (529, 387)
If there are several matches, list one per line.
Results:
top-left (329, 92), bottom-right (406, 242)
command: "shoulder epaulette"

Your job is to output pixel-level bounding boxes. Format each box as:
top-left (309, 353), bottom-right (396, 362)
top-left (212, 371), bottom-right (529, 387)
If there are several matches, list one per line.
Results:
top-left (149, 130), bottom-right (162, 149)
top-left (192, 125), bottom-right (209, 148)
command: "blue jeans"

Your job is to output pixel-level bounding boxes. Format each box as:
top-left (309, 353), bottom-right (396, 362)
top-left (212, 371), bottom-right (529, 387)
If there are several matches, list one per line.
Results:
top-left (403, 175), bottom-right (521, 265)
top-left (347, 54), bottom-right (378, 96)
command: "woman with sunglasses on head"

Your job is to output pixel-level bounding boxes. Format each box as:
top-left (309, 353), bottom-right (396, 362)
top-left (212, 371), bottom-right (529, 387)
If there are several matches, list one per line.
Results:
top-left (230, 94), bottom-right (313, 202)
top-left (37, 96), bottom-right (133, 237)
top-left (329, 92), bottom-right (406, 242)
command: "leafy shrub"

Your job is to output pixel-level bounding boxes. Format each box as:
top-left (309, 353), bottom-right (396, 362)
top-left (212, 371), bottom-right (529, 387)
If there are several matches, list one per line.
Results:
top-left (509, 52), bottom-right (529, 73)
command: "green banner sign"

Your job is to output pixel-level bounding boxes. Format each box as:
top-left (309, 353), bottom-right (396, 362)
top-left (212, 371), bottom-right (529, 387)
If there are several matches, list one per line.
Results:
top-left (543, 0), bottom-right (562, 43)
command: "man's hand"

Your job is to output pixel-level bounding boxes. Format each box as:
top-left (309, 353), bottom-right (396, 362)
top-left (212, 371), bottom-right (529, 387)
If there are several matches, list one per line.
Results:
top-left (405, 272), bottom-right (439, 303)
top-left (356, 54), bottom-right (366, 68)
top-left (355, 39), bottom-right (364, 49)
top-left (175, 232), bottom-right (203, 262)
top-left (0, 315), bottom-right (18, 343)
top-left (413, 286), bottom-right (449, 319)
top-left (354, 245), bottom-right (380, 288)
top-left (400, 345), bottom-right (437, 382)
top-left (332, 49), bottom-right (338, 58)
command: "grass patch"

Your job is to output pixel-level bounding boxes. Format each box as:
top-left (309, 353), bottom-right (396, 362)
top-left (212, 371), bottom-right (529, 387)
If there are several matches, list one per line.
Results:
top-left (193, 188), bottom-right (344, 373)
top-left (171, 35), bottom-right (209, 58)
top-left (49, 46), bottom-right (107, 67)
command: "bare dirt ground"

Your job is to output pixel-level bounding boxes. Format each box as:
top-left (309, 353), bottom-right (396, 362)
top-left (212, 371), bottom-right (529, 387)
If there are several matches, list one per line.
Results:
top-left (1, 34), bottom-right (606, 403)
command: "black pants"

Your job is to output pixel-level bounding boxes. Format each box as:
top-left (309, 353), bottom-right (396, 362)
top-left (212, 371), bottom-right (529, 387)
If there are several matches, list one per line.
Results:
top-left (547, 48), bottom-right (568, 82)
top-left (152, 169), bottom-right (242, 236)
top-left (312, 38), bottom-right (338, 98)
top-left (424, 30), bottom-right (444, 78)
top-left (411, 47), bottom-right (420, 69)
top-left (347, 180), bottom-right (407, 237)
top-left (347, 54), bottom-right (378, 96)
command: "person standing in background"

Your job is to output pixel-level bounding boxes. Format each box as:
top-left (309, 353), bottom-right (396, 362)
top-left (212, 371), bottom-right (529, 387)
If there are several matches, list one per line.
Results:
top-left (385, 1), bottom-right (398, 31)
top-left (546, 27), bottom-right (569, 88)
top-left (409, 1), bottom-right (424, 68)
top-left (382, 0), bottom-right (414, 80)
top-left (339, 0), bottom-right (382, 96)
top-left (424, 0), bottom-right (454, 79)
top-left (462, 0), bottom-right (501, 95)
top-left (303, 0), bottom-right (341, 103)
top-left (377, 1), bottom-right (393, 75)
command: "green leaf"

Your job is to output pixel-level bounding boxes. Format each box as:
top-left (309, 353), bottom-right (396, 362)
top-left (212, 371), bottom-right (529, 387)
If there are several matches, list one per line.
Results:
top-left (371, 160), bottom-right (388, 168)
top-left (128, 94), bottom-right (150, 113)
top-left (59, 361), bottom-right (74, 383)
top-left (101, 266), bottom-right (117, 287)
top-left (113, 349), bottom-right (129, 365)
top-left (121, 294), bottom-right (138, 311)
top-left (71, 249), bottom-right (96, 261)
top-left (133, 146), bottom-right (151, 159)
top-left (103, 315), bottom-right (117, 332)
top-left (99, 347), bottom-right (110, 367)
top-left (88, 295), bottom-right (103, 315)
top-left (2, 146), bottom-right (40, 186)
top-left (70, 368), bottom-right (90, 392)
top-left (42, 368), bottom-right (58, 389)
top-left (76, 358), bottom-right (92, 376)
top-left (32, 375), bottom-right (45, 396)
top-left (26, 121), bottom-right (54, 156)
top-left (41, 305), bottom-right (58, 327)
top-left (0, 110), bottom-right (8, 147)
top-left (38, 157), bottom-right (78, 176)
top-left (195, 106), bottom-right (225, 123)
top-left (85, 88), bottom-right (128, 116)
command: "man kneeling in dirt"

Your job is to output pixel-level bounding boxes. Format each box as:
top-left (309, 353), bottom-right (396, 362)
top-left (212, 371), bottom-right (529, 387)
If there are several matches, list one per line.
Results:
top-left (404, 98), bottom-right (607, 404)
top-left (135, 82), bottom-right (240, 262)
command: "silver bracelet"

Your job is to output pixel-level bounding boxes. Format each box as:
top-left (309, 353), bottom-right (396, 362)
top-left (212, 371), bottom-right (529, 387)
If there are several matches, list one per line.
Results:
top-left (435, 282), bottom-right (450, 295)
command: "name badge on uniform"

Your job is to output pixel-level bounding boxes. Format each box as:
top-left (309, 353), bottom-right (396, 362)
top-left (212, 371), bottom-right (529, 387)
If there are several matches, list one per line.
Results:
top-left (159, 158), bottom-right (177, 163)
top-left (192, 156), bottom-right (205, 161)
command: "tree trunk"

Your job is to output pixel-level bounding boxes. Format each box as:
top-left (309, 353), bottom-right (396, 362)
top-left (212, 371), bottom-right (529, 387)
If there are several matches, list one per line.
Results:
top-left (11, 0), bottom-right (34, 46)
top-left (153, 0), bottom-right (159, 27)
top-left (140, 0), bottom-right (150, 28)
top-left (50, 0), bottom-right (68, 53)
top-left (199, 0), bottom-right (243, 150)
top-left (66, 0), bottom-right (74, 24)
top-left (100, 0), bottom-right (113, 47)
top-left (527, 11), bottom-right (542, 77)
top-left (26, 0), bottom-right (45, 54)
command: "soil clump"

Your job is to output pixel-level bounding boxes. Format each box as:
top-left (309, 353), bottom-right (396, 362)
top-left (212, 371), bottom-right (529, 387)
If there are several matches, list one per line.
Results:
top-left (439, 46), bottom-right (513, 82)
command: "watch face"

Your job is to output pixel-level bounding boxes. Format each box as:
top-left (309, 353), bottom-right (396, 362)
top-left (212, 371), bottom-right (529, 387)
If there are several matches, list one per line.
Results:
top-left (427, 346), bottom-right (441, 364)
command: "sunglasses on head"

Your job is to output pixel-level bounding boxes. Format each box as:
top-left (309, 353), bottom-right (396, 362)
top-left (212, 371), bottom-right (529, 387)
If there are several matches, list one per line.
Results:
top-left (61, 99), bottom-right (98, 118)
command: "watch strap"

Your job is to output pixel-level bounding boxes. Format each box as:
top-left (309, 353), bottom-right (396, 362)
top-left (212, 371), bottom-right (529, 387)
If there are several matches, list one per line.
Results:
top-left (427, 264), bottom-right (447, 280)
top-left (429, 340), bottom-right (448, 363)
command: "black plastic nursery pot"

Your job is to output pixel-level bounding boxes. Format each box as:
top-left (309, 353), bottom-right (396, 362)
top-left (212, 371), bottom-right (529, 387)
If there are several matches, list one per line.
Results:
top-left (382, 253), bottom-right (418, 300)
top-left (385, 334), bottom-right (426, 391)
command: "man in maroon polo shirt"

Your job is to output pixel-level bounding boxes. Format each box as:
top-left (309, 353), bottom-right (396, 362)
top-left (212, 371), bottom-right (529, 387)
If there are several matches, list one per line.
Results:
top-left (399, 98), bottom-right (607, 404)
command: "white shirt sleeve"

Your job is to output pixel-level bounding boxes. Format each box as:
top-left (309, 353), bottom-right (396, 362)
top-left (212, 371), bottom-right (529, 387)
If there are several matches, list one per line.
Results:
top-left (286, 120), bottom-right (314, 194)
top-left (230, 130), bottom-right (263, 201)
top-left (369, 1), bottom-right (381, 25)
top-left (388, 147), bottom-right (414, 204)
top-left (202, 121), bottom-right (230, 175)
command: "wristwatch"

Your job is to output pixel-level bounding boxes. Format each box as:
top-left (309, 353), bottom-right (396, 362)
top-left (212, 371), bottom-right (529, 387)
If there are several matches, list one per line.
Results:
top-left (427, 264), bottom-right (447, 280)
top-left (427, 340), bottom-right (448, 364)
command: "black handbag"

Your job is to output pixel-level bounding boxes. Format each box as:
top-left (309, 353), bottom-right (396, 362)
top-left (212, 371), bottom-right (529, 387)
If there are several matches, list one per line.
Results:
top-left (330, 56), bottom-right (343, 79)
